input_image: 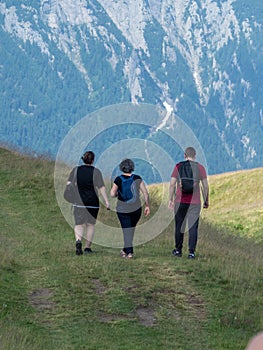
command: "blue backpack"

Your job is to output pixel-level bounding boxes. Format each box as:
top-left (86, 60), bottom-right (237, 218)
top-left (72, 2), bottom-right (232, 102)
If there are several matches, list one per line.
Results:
top-left (118, 174), bottom-right (137, 203)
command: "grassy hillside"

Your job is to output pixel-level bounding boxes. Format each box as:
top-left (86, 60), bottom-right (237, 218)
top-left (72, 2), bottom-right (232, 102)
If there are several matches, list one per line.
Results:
top-left (0, 148), bottom-right (262, 350)
top-left (203, 168), bottom-right (263, 242)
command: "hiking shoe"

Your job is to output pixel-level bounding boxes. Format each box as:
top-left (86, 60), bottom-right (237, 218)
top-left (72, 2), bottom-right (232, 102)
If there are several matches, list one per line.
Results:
top-left (84, 247), bottom-right (93, 254)
top-left (76, 240), bottom-right (83, 255)
top-left (172, 249), bottom-right (182, 257)
top-left (188, 253), bottom-right (195, 259)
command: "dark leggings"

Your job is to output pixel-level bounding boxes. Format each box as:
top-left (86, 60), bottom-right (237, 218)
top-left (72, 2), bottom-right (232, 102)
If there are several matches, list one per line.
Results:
top-left (117, 208), bottom-right (142, 254)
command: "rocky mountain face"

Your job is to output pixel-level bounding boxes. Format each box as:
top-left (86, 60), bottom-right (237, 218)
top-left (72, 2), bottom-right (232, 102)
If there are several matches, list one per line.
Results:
top-left (0, 0), bottom-right (262, 176)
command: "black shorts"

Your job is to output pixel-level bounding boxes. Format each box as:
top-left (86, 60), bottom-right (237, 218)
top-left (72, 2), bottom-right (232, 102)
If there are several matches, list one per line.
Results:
top-left (73, 206), bottom-right (99, 225)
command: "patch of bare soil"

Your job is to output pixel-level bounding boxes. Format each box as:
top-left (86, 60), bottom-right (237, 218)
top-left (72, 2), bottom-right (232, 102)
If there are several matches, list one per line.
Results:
top-left (92, 278), bottom-right (107, 295)
top-left (29, 288), bottom-right (54, 310)
top-left (98, 308), bottom-right (156, 327)
top-left (185, 293), bottom-right (207, 319)
top-left (135, 307), bottom-right (156, 327)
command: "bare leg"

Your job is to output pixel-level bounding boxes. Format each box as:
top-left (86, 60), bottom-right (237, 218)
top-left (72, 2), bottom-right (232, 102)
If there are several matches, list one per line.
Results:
top-left (74, 224), bottom-right (84, 241)
top-left (85, 223), bottom-right (95, 248)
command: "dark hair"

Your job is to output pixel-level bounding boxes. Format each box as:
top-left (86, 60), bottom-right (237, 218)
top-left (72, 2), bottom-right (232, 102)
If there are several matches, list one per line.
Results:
top-left (82, 151), bottom-right (95, 165)
top-left (119, 158), bottom-right (135, 173)
top-left (184, 147), bottom-right (196, 158)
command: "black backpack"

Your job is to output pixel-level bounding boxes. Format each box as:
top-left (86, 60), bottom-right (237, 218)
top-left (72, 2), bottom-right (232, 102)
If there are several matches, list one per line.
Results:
top-left (178, 161), bottom-right (199, 194)
top-left (118, 174), bottom-right (137, 203)
top-left (63, 167), bottom-right (81, 204)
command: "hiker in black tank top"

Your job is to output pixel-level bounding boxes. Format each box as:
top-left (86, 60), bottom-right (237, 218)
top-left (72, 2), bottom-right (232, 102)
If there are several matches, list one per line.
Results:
top-left (67, 151), bottom-right (110, 255)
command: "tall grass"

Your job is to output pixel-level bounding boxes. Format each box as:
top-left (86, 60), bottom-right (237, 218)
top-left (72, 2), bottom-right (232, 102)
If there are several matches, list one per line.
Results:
top-left (0, 148), bottom-right (262, 349)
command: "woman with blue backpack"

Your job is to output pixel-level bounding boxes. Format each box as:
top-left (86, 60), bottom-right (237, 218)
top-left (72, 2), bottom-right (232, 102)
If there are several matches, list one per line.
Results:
top-left (110, 158), bottom-right (150, 259)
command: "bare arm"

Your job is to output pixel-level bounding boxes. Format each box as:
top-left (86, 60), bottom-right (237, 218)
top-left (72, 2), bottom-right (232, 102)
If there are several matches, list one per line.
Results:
top-left (99, 186), bottom-right (110, 210)
top-left (140, 181), bottom-right (150, 216)
top-left (110, 183), bottom-right (118, 198)
top-left (201, 178), bottom-right (209, 208)
top-left (168, 177), bottom-right (177, 209)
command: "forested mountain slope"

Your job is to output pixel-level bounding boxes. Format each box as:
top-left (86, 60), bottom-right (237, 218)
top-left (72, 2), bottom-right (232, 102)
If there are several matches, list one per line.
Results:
top-left (0, 0), bottom-right (262, 176)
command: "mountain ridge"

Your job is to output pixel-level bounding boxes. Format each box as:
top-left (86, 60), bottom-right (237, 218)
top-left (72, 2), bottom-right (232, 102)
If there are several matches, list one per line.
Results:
top-left (0, 0), bottom-right (262, 176)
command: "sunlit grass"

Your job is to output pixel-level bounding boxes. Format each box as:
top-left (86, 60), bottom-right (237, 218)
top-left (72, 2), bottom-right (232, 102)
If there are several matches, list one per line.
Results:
top-left (202, 168), bottom-right (263, 242)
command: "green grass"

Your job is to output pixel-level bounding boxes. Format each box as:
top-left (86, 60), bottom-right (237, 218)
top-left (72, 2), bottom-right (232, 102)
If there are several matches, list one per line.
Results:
top-left (0, 148), bottom-right (262, 349)
top-left (202, 168), bottom-right (263, 242)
